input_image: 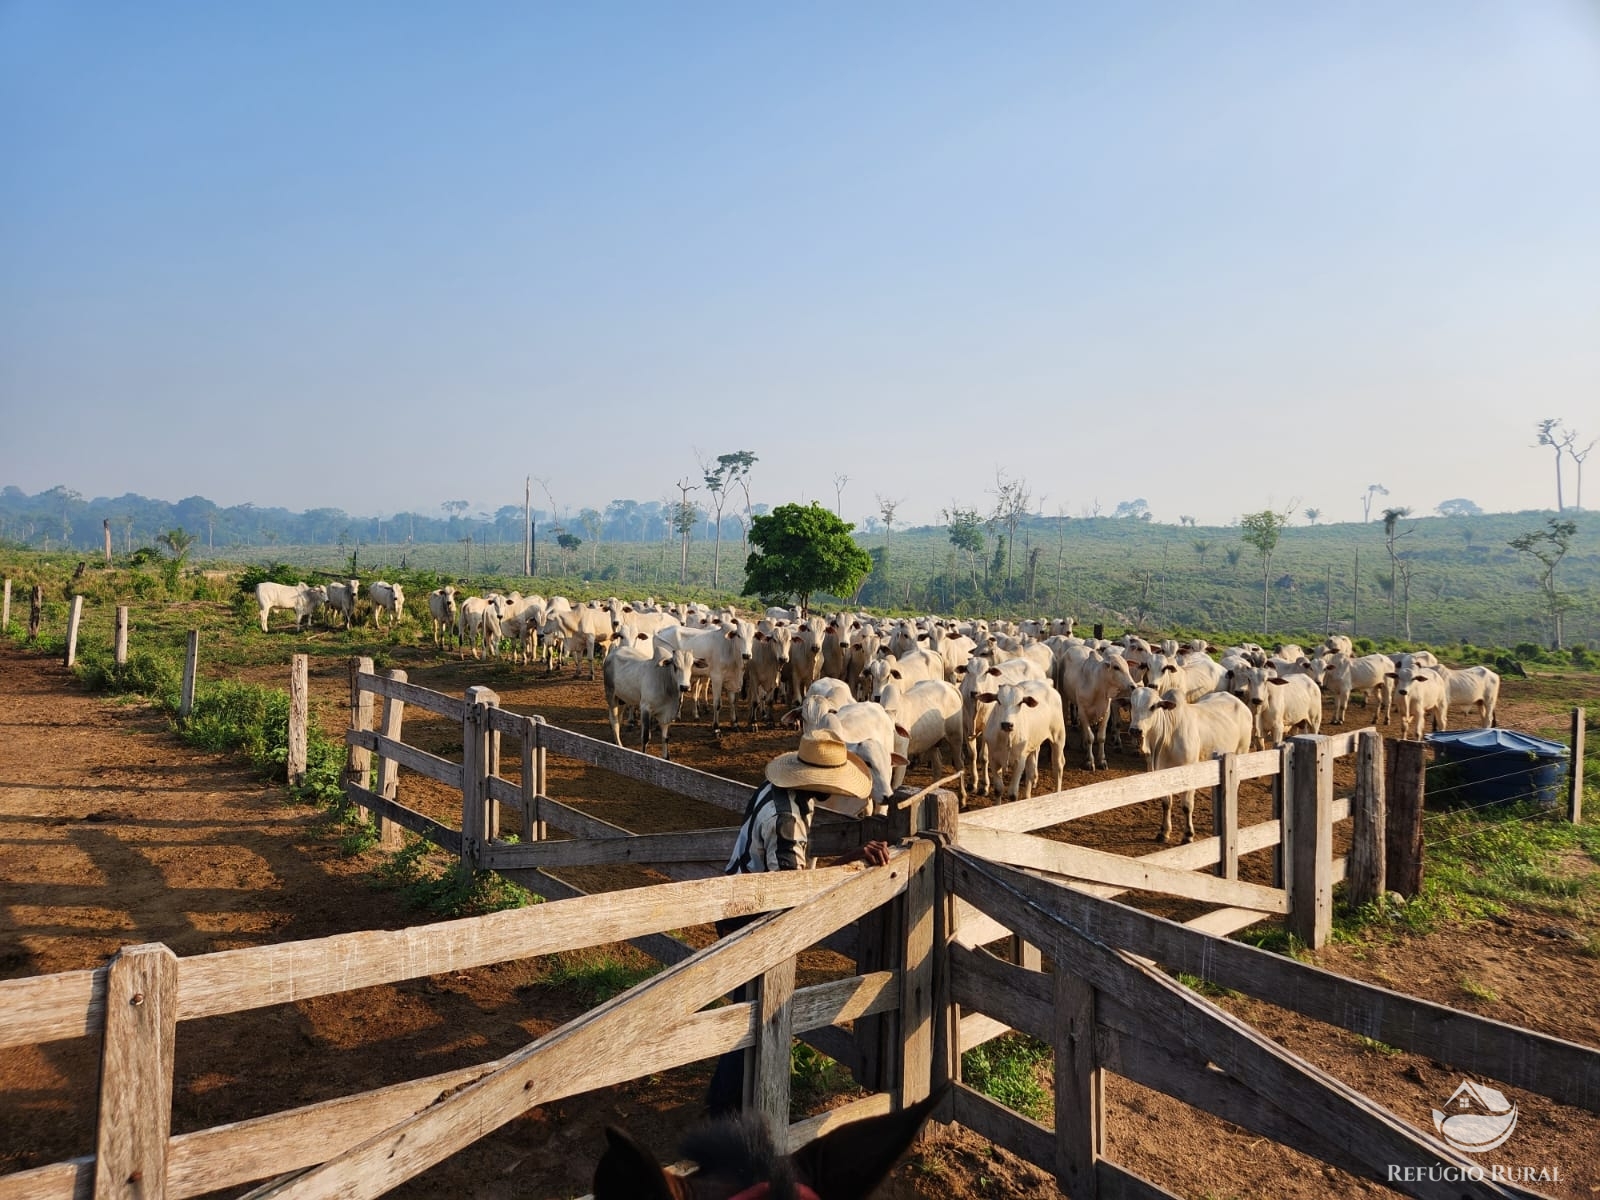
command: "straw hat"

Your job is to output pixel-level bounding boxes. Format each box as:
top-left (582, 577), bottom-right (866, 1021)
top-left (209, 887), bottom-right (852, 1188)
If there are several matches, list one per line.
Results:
top-left (765, 729), bottom-right (873, 801)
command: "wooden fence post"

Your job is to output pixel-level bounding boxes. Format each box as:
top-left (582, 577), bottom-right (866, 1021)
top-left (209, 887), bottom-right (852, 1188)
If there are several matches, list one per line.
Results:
top-left (374, 669), bottom-right (408, 849)
top-left (93, 942), bottom-right (178, 1200)
top-left (1385, 738), bottom-right (1427, 898)
top-left (287, 655), bottom-right (309, 787)
top-left (345, 656), bottom-right (376, 820)
top-left (746, 956), bottom-right (798, 1152)
top-left (1054, 970), bottom-right (1103, 1198)
top-left (64, 594), bottom-right (84, 667)
top-left (521, 716), bottom-right (547, 841)
top-left (114, 606), bottom-right (129, 667)
top-left (1271, 743), bottom-right (1288, 889)
top-left (931, 796), bottom-right (962, 1117)
top-left (460, 686), bottom-right (499, 868)
top-left (2, 578), bottom-right (10, 632)
top-left (1570, 707), bottom-right (1586, 825)
top-left (1347, 731), bottom-right (1387, 905)
top-left (1287, 735), bottom-right (1333, 950)
top-left (899, 790), bottom-right (955, 1114)
top-left (178, 630), bottom-right (199, 719)
top-left (1214, 751), bottom-right (1239, 880)
top-left (28, 584), bottom-right (42, 641)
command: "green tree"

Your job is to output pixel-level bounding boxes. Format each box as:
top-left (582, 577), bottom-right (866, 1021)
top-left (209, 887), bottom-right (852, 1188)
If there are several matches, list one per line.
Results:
top-left (944, 506), bottom-right (984, 587)
top-left (742, 503), bottom-right (872, 617)
top-left (1191, 538), bottom-right (1213, 567)
top-left (157, 527), bottom-right (196, 561)
top-left (1239, 509), bottom-right (1290, 634)
top-left (1509, 518), bottom-right (1578, 648)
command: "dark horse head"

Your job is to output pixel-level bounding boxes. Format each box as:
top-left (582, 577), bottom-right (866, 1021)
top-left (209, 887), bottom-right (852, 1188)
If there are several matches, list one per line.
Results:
top-left (593, 1089), bottom-right (945, 1200)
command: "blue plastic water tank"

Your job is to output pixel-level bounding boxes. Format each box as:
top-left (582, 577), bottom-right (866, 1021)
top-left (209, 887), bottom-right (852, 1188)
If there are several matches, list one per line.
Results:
top-left (1424, 728), bottom-right (1569, 809)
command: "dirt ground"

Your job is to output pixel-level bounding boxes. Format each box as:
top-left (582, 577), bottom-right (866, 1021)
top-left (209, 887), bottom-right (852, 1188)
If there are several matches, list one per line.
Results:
top-left (2, 637), bottom-right (1598, 1198)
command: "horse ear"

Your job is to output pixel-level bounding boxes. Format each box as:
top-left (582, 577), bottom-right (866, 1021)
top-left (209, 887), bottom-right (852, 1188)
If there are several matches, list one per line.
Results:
top-left (792, 1086), bottom-right (945, 1200)
top-left (593, 1126), bottom-right (682, 1200)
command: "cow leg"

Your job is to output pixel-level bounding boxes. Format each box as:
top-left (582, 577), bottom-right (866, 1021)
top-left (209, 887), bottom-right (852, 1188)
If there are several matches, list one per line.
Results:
top-left (1181, 790), bottom-right (1196, 844)
top-left (640, 713), bottom-right (652, 754)
top-left (1158, 795), bottom-right (1172, 843)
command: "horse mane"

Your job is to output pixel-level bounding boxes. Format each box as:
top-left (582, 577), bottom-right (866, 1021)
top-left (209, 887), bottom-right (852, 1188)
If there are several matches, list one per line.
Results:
top-left (679, 1113), bottom-right (801, 1200)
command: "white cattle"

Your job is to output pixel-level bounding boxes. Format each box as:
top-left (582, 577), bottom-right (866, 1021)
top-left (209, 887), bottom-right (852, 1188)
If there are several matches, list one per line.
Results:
top-left (959, 656), bottom-right (1047, 795)
top-left (788, 678), bottom-right (857, 731)
top-left (1393, 659), bottom-right (1450, 741)
top-left (845, 625), bottom-right (882, 699)
top-left (1438, 664), bottom-right (1500, 728)
top-left (1057, 651), bottom-right (1139, 770)
top-left (324, 579), bottom-right (361, 628)
top-left (368, 581), bottom-right (405, 627)
top-left (1323, 635), bottom-right (1354, 658)
top-left (603, 642), bottom-right (697, 760)
top-left (927, 625), bottom-right (977, 682)
top-left (457, 595), bottom-right (505, 660)
top-left (809, 700), bottom-right (905, 816)
top-left (746, 621), bottom-right (795, 729)
top-left (255, 582), bottom-right (326, 633)
top-left (1236, 667), bottom-right (1322, 749)
top-left (785, 617), bottom-right (828, 702)
top-left (1128, 687), bottom-right (1253, 843)
top-left (659, 619), bottom-right (755, 735)
top-left (977, 679), bottom-right (1066, 802)
top-left (426, 586), bottom-right (459, 647)
top-left (864, 649), bottom-right (946, 704)
top-left (542, 604), bottom-right (615, 678)
top-left (878, 679), bottom-right (966, 800)
top-left (1325, 652), bottom-right (1396, 724)
top-left (821, 616), bottom-right (857, 682)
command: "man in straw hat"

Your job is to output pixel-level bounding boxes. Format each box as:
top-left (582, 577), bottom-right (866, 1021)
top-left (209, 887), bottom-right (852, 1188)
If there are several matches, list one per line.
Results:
top-left (706, 728), bottom-right (892, 1114)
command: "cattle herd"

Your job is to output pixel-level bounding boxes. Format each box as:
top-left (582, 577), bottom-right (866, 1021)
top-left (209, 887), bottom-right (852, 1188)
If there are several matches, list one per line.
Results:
top-left (253, 579), bottom-right (1503, 843)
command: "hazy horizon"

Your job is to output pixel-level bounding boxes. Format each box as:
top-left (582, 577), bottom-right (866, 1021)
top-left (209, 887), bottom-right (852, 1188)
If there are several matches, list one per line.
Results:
top-left (4, 4), bottom-right (1598, 527)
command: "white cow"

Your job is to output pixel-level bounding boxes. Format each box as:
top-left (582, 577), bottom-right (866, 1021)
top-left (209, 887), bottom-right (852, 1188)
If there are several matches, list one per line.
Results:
top-left (864, 649), bottom-right (946, 704)
top-left (427, 586), bottom-right (459, 647)
top-left (255, 582), bottom-right (327, 633)
top-left (960, 656), bottom-right (1046, 794)
top-left (878, 679), bottom-right (966, 800)
top-left (1057, 651), bottom-right (1139, 770)
top-left (810, 700), bottom-right (906, 817)
top-left (457, 595), bottom-right (505, 660)
top-left (658, 619), bottom-right (755, 735)
top-left (1236, 667), bottom-right (1323, 749)
top-left (324, 579), bottom-right (361, 628)
top-left (746, 621), bottom-right (795, 730)
top-left (1437, 664), bottom-right (1500, 728)
top-left (542, 604), bottom-right (615, 678)
top-left (604, 642), bottom-right (697, 760)
top-left (368, 581), bottom-right (405, 627)
top-left (1325, 652), bottom-right (1396, 725)
top-left (977, 679), bottom-right (1067, 802)
top-left (1393, 659), bottom-right (1450, 741)
top-left (1128, 687), bottom-right (1254, 843)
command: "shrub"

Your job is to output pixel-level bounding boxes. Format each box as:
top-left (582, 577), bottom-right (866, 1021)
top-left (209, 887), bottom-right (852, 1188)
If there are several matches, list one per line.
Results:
top-left (237, 562), bottom-right (304, 595)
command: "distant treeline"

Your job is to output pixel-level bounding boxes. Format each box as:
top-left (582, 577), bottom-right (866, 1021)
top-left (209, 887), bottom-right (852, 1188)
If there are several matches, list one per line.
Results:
top-left (0, 486), bottom-right (761, 553)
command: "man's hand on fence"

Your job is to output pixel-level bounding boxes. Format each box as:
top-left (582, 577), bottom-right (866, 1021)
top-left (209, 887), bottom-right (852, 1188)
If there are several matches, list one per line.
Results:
top-left (858, 840), bottom-right (891, 867)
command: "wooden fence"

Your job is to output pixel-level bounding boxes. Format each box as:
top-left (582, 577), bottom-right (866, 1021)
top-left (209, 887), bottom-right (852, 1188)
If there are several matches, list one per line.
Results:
top-left (6, 661), bottom-right (1599, 1198)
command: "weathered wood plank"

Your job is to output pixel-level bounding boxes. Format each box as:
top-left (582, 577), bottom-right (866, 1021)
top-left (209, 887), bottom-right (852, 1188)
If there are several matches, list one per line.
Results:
top-left (1094, 1160), bottom-right (1185, 1200)
top-left (344, 657), bottom-right (376, 812)
top-left (373, 670), bottom-right (407, 850)
top-left (113, 605), bottom-right (128, 666)
top-left (1569, 708), bottom-right (1585, 825)
top-left (64, 594), bottom-right (83, 668)
top-left (1214, 752), bottom-right (1238, 880)
top-left (899, 837), bottom-right (938, 1109)
top-left (959, 825), bottom-right (1288, 914)
top-left (346, 730), bottom-right (463, 790)
top-left (786, 1092), bottom-right (894, 1151)
top-left (536, 722), bottom-right (755, 813)
top-left (344, 785), bottom-right (462, 856)
top-left (287, 655), bottom-right (308, 788)
top-left (178, 629), bottom-right (198, 719)
top-left (1095, 1022), bottom-right (1380, 1184)
top-left (353, 671), bottom-right (466, 722)
top-left (171, 864), bottom-right (864, 1024)
top-left (1386, 737), bottom-right (1426, 897)
top-left (748, 957), bottom-right (797, 1152)
top-left (949, 942), bottom-right (1051, 1043)
top-left (0, 967), bottom-right (106, 1049)
top-left (0, 1157), bottom-right (90, 1200)
top-left (93, 944), bottom-right (177, 1200)
top-left (479, 828), bottom-right (744, 870)
top-left (962, 749), bottom-right (1282, 833)
top-left (238, 846), bottom-right (925, 1200)
top-left (1054, 970), bottom-right (1103, 1197)
top-left (949, 1082), bottom-right (1053, 1168)
top-left (946, 850), bottom-right (1600, 1116)
top-left (947, 852), bottom-right (1536, 1199)
top-left (1287, 735), bottom-right (1333, 950)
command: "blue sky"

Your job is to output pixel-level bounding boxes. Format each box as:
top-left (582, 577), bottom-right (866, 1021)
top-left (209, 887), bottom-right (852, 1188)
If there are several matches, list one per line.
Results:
top-left (3, 2), bottom-right (1597, 528)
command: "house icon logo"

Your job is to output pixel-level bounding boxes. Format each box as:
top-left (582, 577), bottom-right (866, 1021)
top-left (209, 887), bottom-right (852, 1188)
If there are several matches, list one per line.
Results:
top-left (1432, 1080), bottom-right (1519, 1153)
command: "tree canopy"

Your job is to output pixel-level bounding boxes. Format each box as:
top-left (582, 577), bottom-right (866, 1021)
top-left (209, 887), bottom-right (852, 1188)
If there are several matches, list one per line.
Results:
top-left (742, 502), bottom-right (873, 616)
